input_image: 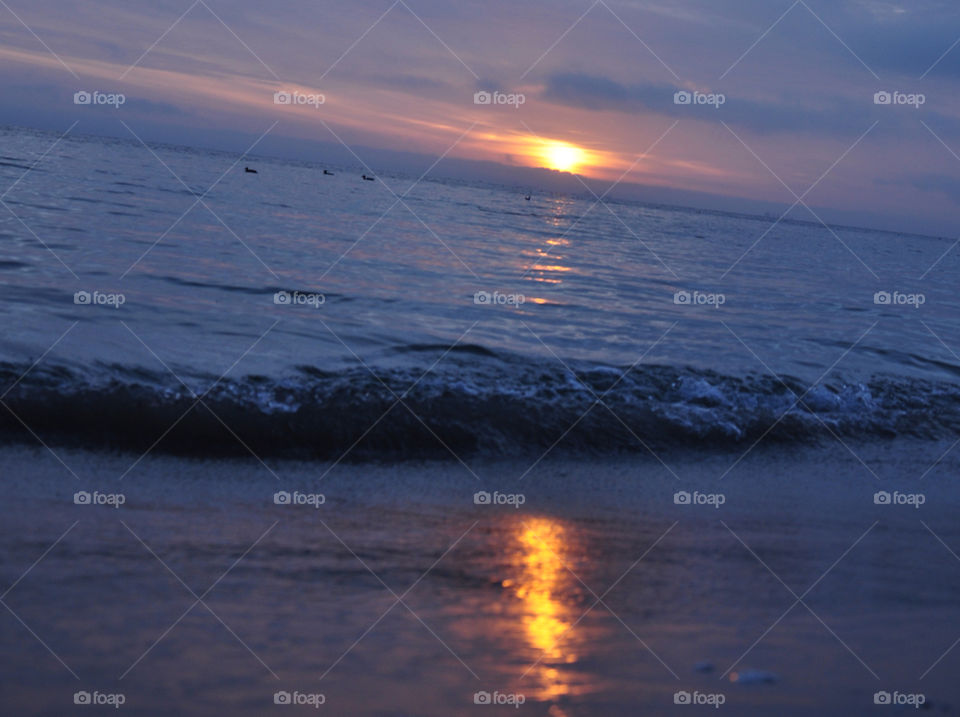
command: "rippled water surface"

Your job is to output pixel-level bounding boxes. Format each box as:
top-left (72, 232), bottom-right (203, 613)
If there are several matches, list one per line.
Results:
top-left (2, 125), bottom-right (958, 457)
top-left (2, 126), bottom-right (960, 716)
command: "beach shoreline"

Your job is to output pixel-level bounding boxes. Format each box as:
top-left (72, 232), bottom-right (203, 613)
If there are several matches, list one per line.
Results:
top-left (2, 439), bottom-right (957, 715)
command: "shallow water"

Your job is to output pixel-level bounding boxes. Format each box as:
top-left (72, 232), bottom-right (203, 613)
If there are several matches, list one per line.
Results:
top-left (2, 441), bottom-right (959, 716)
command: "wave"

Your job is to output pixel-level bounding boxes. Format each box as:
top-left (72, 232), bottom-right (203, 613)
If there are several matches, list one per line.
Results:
top-left (1, 356), bottom-right (958, 460)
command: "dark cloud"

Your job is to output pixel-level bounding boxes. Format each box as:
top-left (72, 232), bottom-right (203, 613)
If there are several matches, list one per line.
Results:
top-left (832, 0), bottom-right (960, 79)
top-left (540, 72), bottom-right (878, 134)
top-left (883, 173), bottom-right (960, 203)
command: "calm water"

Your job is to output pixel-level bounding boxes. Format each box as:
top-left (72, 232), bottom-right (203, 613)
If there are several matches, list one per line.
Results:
top-left (3, 444), bottom-right (960, 716)
top-left (2, 125), bottom-right (960, 716)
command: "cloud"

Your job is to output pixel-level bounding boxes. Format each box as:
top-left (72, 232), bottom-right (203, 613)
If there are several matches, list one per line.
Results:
top-left (540, 72), bottom-right (878, 135)
top-left (883, 172), bottom-right (960, 203)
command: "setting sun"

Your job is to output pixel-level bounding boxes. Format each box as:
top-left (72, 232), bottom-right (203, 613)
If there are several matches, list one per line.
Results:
top-left (541, 141), bottom-right (585, 173)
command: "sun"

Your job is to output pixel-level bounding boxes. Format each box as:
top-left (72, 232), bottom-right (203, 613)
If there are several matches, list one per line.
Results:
top-left (541, 141), bottom-right (585, 173)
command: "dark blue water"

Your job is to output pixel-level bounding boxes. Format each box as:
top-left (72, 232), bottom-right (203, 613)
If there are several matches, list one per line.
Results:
top-left (2, 124), bottom-right (959, 457)
top-left (3, 126), bottom-right (960, 717)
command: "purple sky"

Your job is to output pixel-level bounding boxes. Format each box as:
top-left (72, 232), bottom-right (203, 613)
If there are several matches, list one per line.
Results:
top-left (1, 0), bottom-right (959, 235)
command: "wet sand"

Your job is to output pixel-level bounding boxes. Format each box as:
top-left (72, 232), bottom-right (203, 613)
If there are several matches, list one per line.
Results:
top-left (1, 439), bottom-right (959, 716)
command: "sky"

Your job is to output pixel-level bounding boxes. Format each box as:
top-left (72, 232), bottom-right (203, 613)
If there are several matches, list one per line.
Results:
top-left (0, 0), bottom-right (958, 236)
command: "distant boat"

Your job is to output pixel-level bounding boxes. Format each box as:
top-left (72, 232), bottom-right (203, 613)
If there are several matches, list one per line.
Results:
top-left (323, 170), bottom-right (334, 176)
top-left (524, 194), bottom-right (531, 201)
top-left (245, 167), bottom-right (258, 174)
top-left (362, 174), bottom-right (375, 181)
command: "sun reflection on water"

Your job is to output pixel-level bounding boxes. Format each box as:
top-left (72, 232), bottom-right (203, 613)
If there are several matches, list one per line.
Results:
top-left (517, 521), bottom-right (576, 664)
top-left (502, 517), bottom-right (588, 702)
top-left (521, 196), bottom-right (578, 285)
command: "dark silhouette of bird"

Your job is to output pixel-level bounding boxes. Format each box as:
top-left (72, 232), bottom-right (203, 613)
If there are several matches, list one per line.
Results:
top-left (245, 167), bottom-right (258, 174)
top-left (524, 194), bottom-right (531, 201)
top-left (323, 170), bottom-right (334, 176)
top-left (362, 174), bottom-right (375, 181)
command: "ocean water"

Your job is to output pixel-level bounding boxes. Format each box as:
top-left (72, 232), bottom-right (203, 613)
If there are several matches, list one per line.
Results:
top-left (2, 125), bottom-right (960, 716)
top-left (1, 124), bottom-right (959, 459)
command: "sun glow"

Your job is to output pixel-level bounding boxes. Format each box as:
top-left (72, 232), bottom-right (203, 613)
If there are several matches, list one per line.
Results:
top-left (541, 141), bottom-right (586, 173)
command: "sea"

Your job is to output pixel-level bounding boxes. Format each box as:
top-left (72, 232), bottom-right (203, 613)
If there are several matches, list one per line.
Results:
top-left (1, 124), bottom-right (959, 716)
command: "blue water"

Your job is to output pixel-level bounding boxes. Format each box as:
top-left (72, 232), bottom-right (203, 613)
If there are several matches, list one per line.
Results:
top-left (4, 125), bottom-right (960, 717)
top-left (1, 124), bottom-right (959, 456)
